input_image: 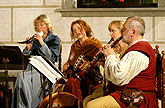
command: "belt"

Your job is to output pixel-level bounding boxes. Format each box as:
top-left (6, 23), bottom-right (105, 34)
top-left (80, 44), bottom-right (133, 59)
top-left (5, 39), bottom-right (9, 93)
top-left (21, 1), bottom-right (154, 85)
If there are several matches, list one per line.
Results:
top-left (142, 91), bottom-right (155, 95)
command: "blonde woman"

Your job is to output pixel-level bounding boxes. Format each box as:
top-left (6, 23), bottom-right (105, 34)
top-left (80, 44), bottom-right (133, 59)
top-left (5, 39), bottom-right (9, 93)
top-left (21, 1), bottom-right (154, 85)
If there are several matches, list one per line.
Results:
top-left (11, 14), bottom-right (61, 108)
top-left (108, 20), bottom-right (128, 55)
top-left (83, 20), bottom-right (128, 108)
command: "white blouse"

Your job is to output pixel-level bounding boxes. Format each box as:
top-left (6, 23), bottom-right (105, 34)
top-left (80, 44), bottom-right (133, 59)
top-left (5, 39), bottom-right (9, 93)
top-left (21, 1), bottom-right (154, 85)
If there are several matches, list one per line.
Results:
top-left (104, 40), bottom-right (149, 86)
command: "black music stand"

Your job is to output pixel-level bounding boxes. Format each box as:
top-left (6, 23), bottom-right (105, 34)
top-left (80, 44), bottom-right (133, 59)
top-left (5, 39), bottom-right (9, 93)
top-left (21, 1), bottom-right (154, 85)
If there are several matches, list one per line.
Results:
top-left (0, 46), bottom-right (29, 108)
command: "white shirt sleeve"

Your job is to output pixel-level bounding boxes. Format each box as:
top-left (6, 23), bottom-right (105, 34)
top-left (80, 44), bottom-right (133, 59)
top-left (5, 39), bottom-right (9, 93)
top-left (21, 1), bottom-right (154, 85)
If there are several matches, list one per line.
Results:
top-left (104, 51), bottom-right (149, 86)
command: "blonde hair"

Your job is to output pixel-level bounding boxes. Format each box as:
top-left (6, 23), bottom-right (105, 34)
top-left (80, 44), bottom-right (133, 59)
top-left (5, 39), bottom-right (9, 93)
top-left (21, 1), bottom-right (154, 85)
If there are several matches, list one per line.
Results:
top-left (108, 20), bottom-right (124, 32)
top-left (33, 14), bottom-right (53, 34)
top-left (70, 19), bottom-right (93, 42)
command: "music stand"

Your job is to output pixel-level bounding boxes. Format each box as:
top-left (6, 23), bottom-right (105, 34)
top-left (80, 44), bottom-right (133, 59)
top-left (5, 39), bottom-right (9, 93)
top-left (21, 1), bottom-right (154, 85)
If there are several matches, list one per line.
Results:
top-left (0, 46), bottom-right (29, 108)
top-left (29, 56), bottom-right (65, 108)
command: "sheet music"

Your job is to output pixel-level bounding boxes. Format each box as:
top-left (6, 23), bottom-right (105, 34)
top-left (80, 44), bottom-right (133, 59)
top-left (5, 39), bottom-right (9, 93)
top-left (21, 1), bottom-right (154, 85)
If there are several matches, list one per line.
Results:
top-left (29, 56), bottom-right (62, 84)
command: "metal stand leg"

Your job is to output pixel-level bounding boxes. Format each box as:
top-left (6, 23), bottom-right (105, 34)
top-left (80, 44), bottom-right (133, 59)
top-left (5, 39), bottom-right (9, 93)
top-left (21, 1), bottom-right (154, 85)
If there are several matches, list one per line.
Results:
top-left (42, 75), bottom-right (46, 98)
top-left (3, 58), bottom-right (9, 108)
top-left (48, 81), bottom-right (52, 108)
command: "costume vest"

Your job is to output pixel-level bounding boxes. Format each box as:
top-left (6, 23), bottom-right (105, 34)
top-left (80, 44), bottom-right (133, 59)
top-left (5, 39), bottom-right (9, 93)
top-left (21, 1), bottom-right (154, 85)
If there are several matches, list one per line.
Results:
top-left (121, 41), bottom-right (156, 91)
top-left (108, 41), bottom-right (156, 92)
top-left (109, 41), bottom-right (158, 108)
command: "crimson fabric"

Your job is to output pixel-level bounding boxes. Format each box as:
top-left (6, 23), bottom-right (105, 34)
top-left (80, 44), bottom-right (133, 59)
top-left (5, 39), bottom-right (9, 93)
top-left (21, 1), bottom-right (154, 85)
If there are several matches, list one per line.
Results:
top-left (63, 77), bottom-right (83, 101)
top-left (109, 41), bottom-right (158, 108)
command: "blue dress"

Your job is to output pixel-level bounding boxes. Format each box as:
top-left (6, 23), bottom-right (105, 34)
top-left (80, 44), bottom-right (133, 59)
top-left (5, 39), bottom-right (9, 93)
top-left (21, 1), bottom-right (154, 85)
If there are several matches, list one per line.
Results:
top-left (11, 33), bottom-right (61, 108)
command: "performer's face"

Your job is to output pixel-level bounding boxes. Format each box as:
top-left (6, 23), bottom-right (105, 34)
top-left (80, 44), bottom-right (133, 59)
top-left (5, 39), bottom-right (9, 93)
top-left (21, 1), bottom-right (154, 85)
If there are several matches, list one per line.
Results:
top-left (72, 23), bottom-right (86, 39)
top-left (109, 24), bottom-right (122, 41)
top-left (122, 19), bottom-right (132, 45)
top-left (35, 21), bottom-right (48, 34)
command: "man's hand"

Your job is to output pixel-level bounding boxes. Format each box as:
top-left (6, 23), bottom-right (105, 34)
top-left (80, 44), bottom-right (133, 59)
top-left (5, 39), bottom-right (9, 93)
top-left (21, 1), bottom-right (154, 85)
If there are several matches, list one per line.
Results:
top-left (102, 44), bottom-right (116, 57)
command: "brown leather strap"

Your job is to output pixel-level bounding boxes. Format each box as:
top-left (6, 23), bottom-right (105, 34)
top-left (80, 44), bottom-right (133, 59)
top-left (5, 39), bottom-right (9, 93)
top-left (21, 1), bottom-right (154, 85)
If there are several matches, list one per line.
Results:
top-left (143, 91), bottom-right (155, 95)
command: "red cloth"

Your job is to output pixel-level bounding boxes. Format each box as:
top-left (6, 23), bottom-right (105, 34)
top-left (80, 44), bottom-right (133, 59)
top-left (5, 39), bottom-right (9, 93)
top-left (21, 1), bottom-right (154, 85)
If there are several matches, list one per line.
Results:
top-left (63, 77), bottom-right (83, 101)
top-left (123, 41), bottom-right (156, 91)
top-left (63, 76), bottom-right (94, 101)
top-left (109, 41), bottom-right (158, 108)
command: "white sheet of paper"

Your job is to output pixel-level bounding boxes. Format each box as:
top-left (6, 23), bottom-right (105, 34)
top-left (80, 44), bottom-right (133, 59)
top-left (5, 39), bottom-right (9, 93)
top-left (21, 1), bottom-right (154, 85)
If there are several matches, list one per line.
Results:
top-left (29, 56), bottom-right (62, 84)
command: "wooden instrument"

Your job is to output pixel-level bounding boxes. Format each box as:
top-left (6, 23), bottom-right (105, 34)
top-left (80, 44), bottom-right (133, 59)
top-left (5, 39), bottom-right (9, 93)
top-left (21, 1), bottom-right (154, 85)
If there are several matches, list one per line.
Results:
top-left (79, 36), bottom-right (123, 74)
top-left (38, 92), bottom-right (81, 108)
top-left (72, 36), bottom-right (123, 84)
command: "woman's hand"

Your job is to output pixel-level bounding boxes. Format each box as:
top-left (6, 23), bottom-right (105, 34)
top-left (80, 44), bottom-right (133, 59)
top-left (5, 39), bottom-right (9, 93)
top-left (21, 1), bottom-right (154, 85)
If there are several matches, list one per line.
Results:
top-left (78, 58), bottom-right (90, 70)
top-left (98, 59), bottom-right (105, 67)
top-left (34, 33), bottom-right (44, 46)
top-left (63, 62), bottom-right (70, 71)
top-left (26, 37), bottom-right (33, 51)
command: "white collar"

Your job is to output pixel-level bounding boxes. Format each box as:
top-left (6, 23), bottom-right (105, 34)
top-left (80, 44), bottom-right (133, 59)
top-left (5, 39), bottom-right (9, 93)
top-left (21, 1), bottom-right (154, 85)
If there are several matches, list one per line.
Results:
top-left (128, 39), bottom-right (148, 48)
